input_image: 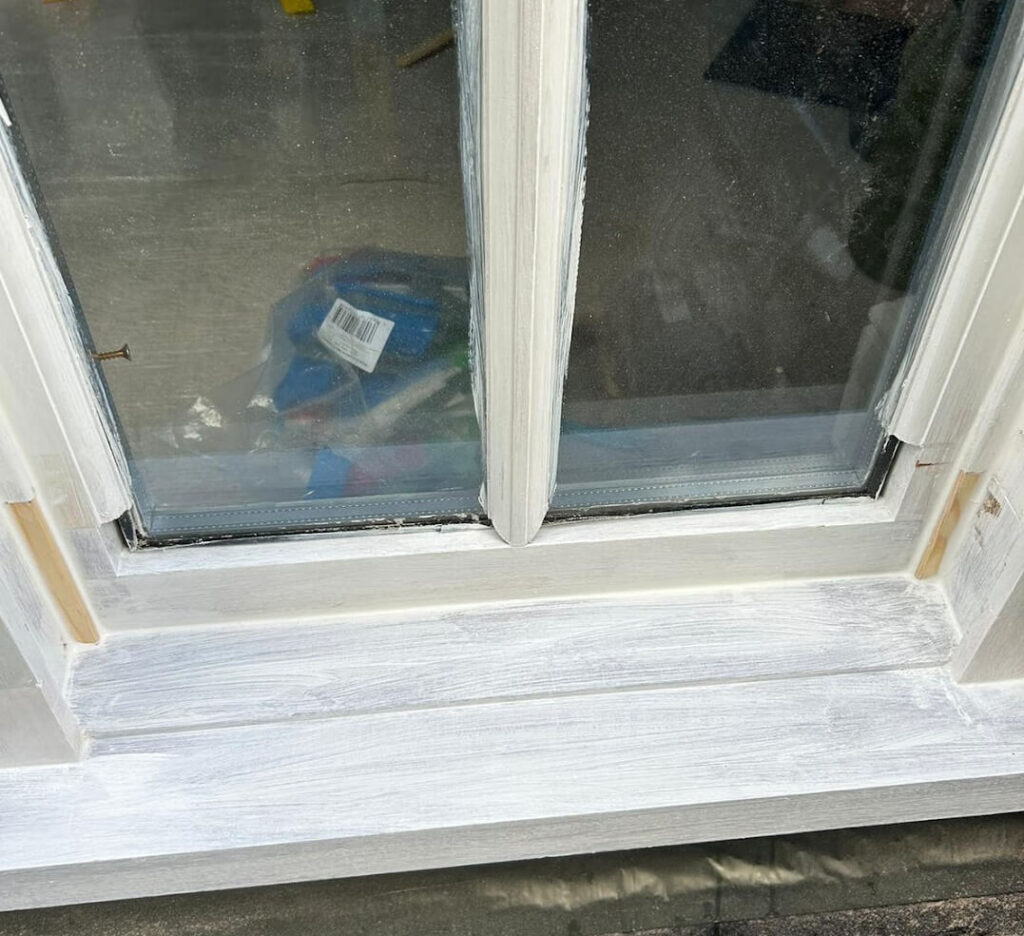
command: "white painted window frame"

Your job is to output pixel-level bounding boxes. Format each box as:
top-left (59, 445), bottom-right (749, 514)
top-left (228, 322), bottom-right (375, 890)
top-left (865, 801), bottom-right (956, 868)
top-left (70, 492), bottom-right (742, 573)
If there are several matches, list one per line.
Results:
top-left (0, 0), bottom-right (1024, 911)
top-left (0, 0), bottom-right (1017, 619)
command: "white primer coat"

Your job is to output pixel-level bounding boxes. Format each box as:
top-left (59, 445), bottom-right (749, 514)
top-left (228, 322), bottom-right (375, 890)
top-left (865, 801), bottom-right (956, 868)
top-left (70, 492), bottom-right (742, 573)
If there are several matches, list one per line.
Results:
top-left (0, 402), bottom-right (33, 505)
top-left (1, 0), bottom-right (1024, 911)
top-left (69, 575), bottom-right (955, 735)
top-left (0, 122), bottom-right (130, 526)
top-left (0, 0), bottom-right (1017, 636)
top-left (2, 668), bottom-right (1024, 910)
top-left (0, 509), bottom-right (80, 764)
top-left (947, 396), bottom-right (1024, 681)
top-left (889, 5), bottom-right (1024, 449)
top-left (480, 0), bottom-right (587, 545)
top-left (89, 497), bottom-right (925, 629)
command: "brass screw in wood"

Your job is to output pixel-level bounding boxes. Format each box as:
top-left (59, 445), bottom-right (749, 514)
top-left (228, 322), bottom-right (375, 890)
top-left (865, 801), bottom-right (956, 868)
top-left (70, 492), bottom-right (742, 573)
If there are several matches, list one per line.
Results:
top-left (91, 343), bottom-right (131, 362)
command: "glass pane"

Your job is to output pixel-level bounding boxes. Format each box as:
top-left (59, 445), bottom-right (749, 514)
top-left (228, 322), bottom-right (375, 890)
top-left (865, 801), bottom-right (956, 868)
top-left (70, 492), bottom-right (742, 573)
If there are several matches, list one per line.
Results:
top-left (555, 0), bottom-right (1012, 513)
top-left (0, 0), bottom-right (480, 542)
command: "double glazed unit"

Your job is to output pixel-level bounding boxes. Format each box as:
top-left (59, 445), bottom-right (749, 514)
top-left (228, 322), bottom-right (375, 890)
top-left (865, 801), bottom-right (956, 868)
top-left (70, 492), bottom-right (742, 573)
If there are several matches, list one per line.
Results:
top-left (1, 0), bottom-right (1023, 911)
top-left (4, 0), bottom-right (1011, 544)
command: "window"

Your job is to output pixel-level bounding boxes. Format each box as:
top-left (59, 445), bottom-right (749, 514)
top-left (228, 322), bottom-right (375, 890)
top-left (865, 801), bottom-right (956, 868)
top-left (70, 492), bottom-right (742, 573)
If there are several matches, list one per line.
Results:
top-left (1, 0), bottom-right (483, 542)
top-left (555, 0), bottom-right (1009, 515)
top-left (1, 0), bottom-right (1024, 908)
top-left (1, 0), bottom-right (1015, 546)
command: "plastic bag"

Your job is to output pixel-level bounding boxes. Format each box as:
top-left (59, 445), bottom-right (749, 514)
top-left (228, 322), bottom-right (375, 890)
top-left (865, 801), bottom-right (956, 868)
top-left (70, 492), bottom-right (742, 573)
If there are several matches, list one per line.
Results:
top-left (147, 248), bottom-right (478, 514)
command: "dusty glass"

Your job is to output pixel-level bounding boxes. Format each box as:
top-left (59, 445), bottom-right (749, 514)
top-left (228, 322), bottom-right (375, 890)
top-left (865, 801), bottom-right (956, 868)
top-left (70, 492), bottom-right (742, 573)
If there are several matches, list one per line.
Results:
top-left (0, 0), bottom-right (480, 542)
top-left (554, 0), bottom-right (1012, 513)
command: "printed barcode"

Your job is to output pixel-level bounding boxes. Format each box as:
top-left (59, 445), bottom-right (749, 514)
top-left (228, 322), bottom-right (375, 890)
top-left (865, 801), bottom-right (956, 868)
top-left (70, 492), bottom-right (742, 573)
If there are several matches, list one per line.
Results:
top-left (318, 299), bottom-right (393, 372)
top-left (331, 305), bottom-right (381, 344)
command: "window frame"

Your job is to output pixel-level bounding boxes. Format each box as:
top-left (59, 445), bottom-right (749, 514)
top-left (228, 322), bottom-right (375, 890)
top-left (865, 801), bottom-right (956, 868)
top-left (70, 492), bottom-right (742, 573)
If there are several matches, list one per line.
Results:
top-left (1, 0), bottom-right (1024, 908)
top-left (0, 0), bottom-right (1019, 626)
top-left (0, 0), bottom-right (1018, 705)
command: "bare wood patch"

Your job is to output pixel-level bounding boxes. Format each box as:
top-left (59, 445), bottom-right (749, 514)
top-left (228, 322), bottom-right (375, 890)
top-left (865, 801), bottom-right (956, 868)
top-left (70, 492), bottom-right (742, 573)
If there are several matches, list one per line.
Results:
top-left (915, 470), bottom-right (982, 579)
top-left (8, 501), bottom-right (98, 644)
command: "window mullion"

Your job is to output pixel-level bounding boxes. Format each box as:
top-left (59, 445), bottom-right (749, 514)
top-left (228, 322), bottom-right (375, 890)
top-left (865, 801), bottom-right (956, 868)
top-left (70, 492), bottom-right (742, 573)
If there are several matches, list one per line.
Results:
top-left (478, 0), bottom-right (587, 546)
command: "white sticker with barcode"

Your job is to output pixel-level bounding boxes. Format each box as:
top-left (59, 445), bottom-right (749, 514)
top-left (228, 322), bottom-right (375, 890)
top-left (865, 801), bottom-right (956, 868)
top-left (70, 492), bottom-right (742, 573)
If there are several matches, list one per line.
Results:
top-left (317, 298), bottom-right (395, 373)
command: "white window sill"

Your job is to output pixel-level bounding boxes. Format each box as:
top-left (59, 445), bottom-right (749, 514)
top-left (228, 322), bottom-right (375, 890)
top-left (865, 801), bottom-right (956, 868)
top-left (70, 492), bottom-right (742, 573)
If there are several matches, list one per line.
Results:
top-left (3, 572), bottom-right (1023, 911)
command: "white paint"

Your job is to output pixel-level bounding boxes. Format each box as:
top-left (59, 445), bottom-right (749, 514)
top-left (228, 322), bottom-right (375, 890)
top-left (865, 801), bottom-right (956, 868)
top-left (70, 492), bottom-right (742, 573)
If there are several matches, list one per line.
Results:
top-left (0, 509), bottom-right (70, 703)
top-left (70, 575), bottom-right (955, 735)
top-left (90, 496), bottom-right (928, 630)
top-left (0, 124), bottom-right (131, 526)
top-left (0, 406), bottom-right (33, 504)
top-left (918, 174), bottom-right (1024, 683)
top-left (888, 6), bottom-right (1024, 450)
top-left (947, 397), bottom-right (1024, 681)
top-left (0, 0), bottom-right (1015, 630)
top-left (0, 0), bottom-right (1022, 911)
top-left (3, 667), bottom-right (1024, 909)
top-left (0, 509), bottom-right (81, 764)
top-left (0, 321), bottom-right (83, 762)
top-left (480, 0), bottom-right (587, 545)
top-left (0, 688), bottom-right (77, 767)
top-left (20, 23), bottom-right (1017, 629)
top-left (0, 627), bottom-right (33, 696)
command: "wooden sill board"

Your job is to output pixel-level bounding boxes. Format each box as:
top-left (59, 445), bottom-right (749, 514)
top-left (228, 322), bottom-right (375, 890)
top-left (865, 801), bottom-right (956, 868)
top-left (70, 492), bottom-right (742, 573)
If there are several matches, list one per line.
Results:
top-left (69, 576), bottom-right (957, 735)
top-left (2, 667), bottom-right (1024, 910)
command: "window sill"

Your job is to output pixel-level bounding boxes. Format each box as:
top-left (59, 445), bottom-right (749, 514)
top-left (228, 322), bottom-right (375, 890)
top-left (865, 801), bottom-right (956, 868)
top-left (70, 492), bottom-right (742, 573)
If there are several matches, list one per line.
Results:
top-left (71, 574), bottom-right (951, 735)
top-left (4, 572), bottom-right (1024, 911)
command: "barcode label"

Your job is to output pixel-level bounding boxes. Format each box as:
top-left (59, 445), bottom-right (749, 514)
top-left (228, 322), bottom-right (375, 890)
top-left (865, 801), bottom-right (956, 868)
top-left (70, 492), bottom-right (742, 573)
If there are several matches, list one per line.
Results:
top-left (317, 298), bottom-right (394, 373)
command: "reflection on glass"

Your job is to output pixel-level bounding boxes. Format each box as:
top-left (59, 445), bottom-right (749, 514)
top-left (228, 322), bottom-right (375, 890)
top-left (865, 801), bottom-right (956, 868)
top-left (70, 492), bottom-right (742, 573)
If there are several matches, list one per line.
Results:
top-left (0, 0), bottom-right (479, 541)
top-left (555, 0), bottom-right (1010, 512)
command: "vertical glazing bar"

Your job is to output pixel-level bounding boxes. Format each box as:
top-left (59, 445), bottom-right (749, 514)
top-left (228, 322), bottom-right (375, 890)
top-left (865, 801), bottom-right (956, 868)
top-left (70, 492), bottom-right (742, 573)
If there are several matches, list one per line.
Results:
top-left (477, 0), bottom-right (587, 545)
